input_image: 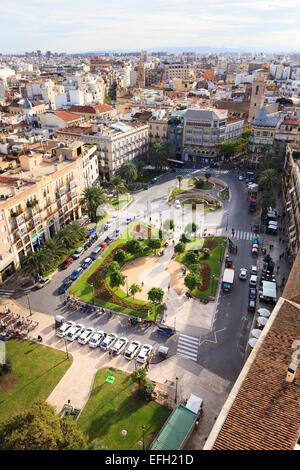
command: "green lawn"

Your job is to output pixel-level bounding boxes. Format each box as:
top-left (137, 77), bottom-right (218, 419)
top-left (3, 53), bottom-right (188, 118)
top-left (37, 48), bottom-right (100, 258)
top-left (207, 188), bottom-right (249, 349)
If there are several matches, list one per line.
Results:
top-left (77, 368), bottom-right (171, 450)
top-left (110, 194), bottom-right (131, 210)
top-left (188, 178), bottom-right (213, 190)
top-left (176, 237), bottom-right (226, 299)
top-left (0, 340), bottom-right (72, 423)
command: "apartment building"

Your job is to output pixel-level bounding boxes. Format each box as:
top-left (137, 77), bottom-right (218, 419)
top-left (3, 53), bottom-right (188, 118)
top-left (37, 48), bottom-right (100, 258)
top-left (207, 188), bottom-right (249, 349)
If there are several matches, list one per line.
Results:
top-left (26, 80), bottom-right (57, 110)
top-left (56, 120), bottom-right (149, 180)
top-left (283, 146), bottom-right (300, 260)
top-left (0, 142), bottom-right (98, 282)
top-left (68, 104), bottom-right (115, 120)
top-left (162, 63), bottom-right (193, 81)
top-left (183, 108), bottom-right (244, 163)
top-left (248, 107), bottom-right (281, 167)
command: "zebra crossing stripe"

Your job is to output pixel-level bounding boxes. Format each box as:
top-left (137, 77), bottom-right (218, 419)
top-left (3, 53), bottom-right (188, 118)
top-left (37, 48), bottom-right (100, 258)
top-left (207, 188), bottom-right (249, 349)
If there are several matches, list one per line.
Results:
top-left (179, 333), bottom-right (198, 341)
top-left (177, 351), bottom-right (198, 361)
top-left (178, 336), bottom-right (198, 346)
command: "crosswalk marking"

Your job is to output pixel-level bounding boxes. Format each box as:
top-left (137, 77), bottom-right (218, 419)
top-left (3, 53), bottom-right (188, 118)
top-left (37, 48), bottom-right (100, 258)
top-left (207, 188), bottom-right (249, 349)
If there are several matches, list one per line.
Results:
top-left (0, 288), bottom-right (16, 298)
top-left (230, 231), bottom-right (254, 241)
top-left (176, 333), bottom-right (199, 362)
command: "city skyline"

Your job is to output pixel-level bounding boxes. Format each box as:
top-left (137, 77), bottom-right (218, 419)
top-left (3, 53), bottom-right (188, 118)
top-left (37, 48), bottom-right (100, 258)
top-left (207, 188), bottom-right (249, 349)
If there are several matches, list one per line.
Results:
top-left (1, 0), bottom-right (300, 53)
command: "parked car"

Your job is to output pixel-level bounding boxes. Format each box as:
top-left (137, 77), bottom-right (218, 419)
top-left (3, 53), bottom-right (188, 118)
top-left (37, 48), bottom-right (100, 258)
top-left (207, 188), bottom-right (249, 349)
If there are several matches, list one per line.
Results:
top-left (99, 241), bottom-right (108, 252)
top-left (238, 175), bottom-right (243, 181)
top-left (249, 287), bottom-right (257, 300)
top-left (60, 257), bottom-right (74, 270)
top-left (104, 217), bottom-right (117, 230)
top-left (126, 217), bottom-right (132, 224)
top-left (81, 257), bottom-right (93, 269)
top-left (137, 344), bottom-right (153, 364)
top-left (248, 298), bottom-right (256, 312)
top-left (144, 184), bottom-right (149, 190)
top-left (89, 330), bottom-right (106, 348)
top-left (58, 278), bottom-right (72, 294)
top-left (111, 229), bottom-right (121, 239)
top-left (124, 340), bottom-right (141, 360)
top-left (66, 323), bottom-right (85, 341)
top-left (111, 337), bottom-right (128, 355)
top-left (36, 277), bottom-right (51, 289)
top-left (100, 333), bottom-right (118, 351)
top-left (249, 274), bottom-right (258, 287)
top-left (174, 199), bottom-right (181, 209)
top-left (251, 265), bottom-right (258, 275)
top-left (78, 327), bottom-right (95, 345)
top-left (56, 320), bottom-right (75, 338)
top-left (90, 246), bottom-right (102, 260)
top-left (70, 267), bottom-right (83, 281)
top-left (251, 246), bottom-right (258, 257)
top-left (239, 268), bottom-right (248, 280)
top-left (72, 246), bottom-right (84, 259)
top-left (104, 236), bottom-right (112, 244)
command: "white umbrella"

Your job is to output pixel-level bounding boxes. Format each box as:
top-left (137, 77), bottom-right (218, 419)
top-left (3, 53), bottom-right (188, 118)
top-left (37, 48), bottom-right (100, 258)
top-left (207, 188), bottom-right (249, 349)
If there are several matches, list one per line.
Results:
top-left (251, 328), bottom-right (262, 339)
top-left (248, 338), bottom-right (258, 348)
top-left (257, 316), bottom-right (268, 327)
top-left (257, 308), bottom-right (271, 318)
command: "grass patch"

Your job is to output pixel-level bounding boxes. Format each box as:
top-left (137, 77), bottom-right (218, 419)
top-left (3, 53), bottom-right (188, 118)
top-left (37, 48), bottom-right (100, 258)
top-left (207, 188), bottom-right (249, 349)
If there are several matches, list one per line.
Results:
top-left (77, 368), bottom-right (170, 450)
top-left (168, 188), bottom-right (187, 202)
top-left (0, 341), bottom-right (72, 423)
top-left (188, 178), bottom-right (213, 190)
top-left (176, 237), bottom-right (226, 299)
top-left (219, 189), bottom-right (230, 200)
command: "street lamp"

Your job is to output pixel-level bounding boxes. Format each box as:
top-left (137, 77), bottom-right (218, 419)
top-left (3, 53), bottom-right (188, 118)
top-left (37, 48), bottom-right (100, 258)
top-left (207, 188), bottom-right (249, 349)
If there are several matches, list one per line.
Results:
top-left (142, 425), bottom-right (145, 451)
top-left (91, 283), bottom-right (94, 306)
top-left (211, 273), bottom-right (215, 295)
top-left (26, 294), bottom-right (32, 317)
top-left (125, 275), bottom-right (129, 297)
top-left (64, 337), bottom-right (69, 360)
top-left (175, 376), bottom-right (179, 404)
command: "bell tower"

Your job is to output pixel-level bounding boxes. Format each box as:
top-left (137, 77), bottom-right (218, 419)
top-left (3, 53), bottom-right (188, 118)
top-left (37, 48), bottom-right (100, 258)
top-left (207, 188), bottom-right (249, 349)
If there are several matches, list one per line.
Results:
top-left (249, 71), bottom-right (266, 123)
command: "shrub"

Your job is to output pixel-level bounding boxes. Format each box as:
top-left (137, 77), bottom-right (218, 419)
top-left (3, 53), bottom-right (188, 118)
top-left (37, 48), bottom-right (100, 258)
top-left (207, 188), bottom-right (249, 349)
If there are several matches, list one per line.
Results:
top-left (113, 249), bottom-right (127, 265)
top-left (186, 251), bottom-right (198, 264)
top-left (184, 272), bottom-right (201, 291)
top-left (126, 239), bottom-right (142, 255)
top-left (139, 378), bottom-right (155, 399)
top-left (202, 248), bottom-right (210, 259)
top-left (174, 242), bottom-right (185, 254)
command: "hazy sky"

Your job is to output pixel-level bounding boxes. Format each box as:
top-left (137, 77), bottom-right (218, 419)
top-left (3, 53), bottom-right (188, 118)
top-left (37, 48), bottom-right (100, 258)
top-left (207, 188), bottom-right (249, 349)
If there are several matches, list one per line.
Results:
top-left (1, 0), bottom-right (300, 53)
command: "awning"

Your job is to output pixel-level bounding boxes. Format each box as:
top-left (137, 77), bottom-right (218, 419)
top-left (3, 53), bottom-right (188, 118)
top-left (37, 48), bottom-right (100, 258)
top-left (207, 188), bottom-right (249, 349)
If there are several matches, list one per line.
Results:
top-left (262, 281), bottom-right (277, 298)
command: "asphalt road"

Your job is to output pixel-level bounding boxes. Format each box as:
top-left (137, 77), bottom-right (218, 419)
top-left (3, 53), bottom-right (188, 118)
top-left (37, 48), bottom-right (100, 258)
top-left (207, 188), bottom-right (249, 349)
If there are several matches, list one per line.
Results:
top-left (8, 167), bottom-right (265, 383)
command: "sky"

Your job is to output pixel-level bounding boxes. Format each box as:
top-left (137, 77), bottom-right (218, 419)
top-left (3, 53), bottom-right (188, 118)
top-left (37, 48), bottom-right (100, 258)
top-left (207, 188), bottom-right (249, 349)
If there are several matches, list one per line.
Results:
top-left (1, 0), bottom-right (300, 53)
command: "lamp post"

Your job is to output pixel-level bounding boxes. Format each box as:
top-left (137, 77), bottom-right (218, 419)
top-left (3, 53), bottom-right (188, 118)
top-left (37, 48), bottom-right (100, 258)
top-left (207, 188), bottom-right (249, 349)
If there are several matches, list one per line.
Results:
top-left (91, 283), bottom-right (94, 305)
top-left (26, 294), bottom-right (32, 317)
top-left (211, 273), bottom-right (215, 295)
top-left (142, 425), bottom-right (145, 451)
top-left (64, 337), bottom-right (69, 360)
top-left (175, 376), bottom-right (179, 404)
top-left (125, 275), bottom-right (129, 297)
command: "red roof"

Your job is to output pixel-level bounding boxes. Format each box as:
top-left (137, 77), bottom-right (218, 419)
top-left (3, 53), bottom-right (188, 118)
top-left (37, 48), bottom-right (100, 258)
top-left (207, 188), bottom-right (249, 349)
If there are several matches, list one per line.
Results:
top-left (68, 104), bottom-right (113, 115)
top-left (54, 111), bottom-right (81, 122)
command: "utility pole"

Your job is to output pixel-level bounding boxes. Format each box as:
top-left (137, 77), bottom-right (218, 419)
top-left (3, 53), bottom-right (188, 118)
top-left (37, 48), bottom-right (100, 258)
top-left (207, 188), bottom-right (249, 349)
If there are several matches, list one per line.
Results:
top-left (26, 294), bottom-right (32, 317)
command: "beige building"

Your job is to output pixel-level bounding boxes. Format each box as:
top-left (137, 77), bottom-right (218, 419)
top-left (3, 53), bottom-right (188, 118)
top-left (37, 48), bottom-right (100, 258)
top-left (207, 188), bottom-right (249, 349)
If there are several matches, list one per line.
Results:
top-left (248, 107), bottom-right (281, 167)
top-left (0, 142), bottom-right (98, 282)
top-left (162, 63), bottom-right (193, 81)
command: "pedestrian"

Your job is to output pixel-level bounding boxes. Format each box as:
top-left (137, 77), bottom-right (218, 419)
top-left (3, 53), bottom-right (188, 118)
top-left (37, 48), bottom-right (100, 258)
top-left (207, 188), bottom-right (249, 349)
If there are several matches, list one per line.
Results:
top-left (282, 277), bottom-right (286, 287)
top-left (168, 284), bottom-right (170, 290)
top-left (277, 266), bottom-right (280, 273)
top-left (141, 281), bottom-right (144, 287)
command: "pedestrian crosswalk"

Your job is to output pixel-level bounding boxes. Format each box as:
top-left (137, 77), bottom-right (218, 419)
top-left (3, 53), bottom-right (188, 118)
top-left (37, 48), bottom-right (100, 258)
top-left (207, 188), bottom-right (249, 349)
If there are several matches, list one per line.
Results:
top-left (176, 333), bottom-right (199, 362)
top-left (0, 288), bottom-right (16, 298)
top-left (231, 230), bottom-right (254, 241)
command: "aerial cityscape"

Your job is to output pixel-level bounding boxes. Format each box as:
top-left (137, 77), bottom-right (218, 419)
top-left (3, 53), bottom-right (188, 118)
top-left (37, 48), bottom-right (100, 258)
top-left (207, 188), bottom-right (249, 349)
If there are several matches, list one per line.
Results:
top-left (0, 0), bottom-right (299, 456)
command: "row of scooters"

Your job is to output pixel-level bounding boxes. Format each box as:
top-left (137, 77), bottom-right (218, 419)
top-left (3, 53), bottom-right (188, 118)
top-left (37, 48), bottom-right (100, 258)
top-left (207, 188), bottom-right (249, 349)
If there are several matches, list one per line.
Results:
top-left (83, 233), bottom-right (99, 250)
top-left (63, 297), bottom-right (113, 317)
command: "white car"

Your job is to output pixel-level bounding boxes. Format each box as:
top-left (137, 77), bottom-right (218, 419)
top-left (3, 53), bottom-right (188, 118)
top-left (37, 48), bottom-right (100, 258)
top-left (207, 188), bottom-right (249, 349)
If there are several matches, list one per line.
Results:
top-left (36, 277), bottom-right (51, 289)
top-left (124, 340), bottom-right (141, 360)
top-left (251, 265), bottom-right (258, 275)
top-left (136, 344), bottom-right (153, 364)
top-left (239, 175), bottom-right (243, 181)
top-left (111, 337), bottom-right (128, 355)
top-left (66, 323), bottom-right (85, 341)
top-left (100, 333), bottom-right (118, 351)
top-left (239, 268), bottom-right (248, 280)
top-left (78, 327), bottom-right (95, 345)
top-left (249, 274), bottom-right (258, 287)
top-left (174, 199), bottom-right (181, 209)
top-left (104, 219), bottom-right (115, 230)
top-left (56, 320), bottom-right (75, 338)
top-left (89, 330), bottom-right (106, 348)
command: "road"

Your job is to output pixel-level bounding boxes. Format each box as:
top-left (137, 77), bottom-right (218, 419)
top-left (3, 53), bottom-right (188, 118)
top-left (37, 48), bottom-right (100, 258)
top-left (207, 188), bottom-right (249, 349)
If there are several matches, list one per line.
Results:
top-left (8, 166), bottom-right (263, 384)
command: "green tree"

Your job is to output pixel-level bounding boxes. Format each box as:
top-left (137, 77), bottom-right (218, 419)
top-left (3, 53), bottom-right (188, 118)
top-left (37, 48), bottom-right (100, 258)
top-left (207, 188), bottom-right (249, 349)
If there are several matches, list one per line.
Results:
top-left (119, 162), bottom-right (138, 185)
top-left (148, 287), bottom-right (164, 321)
top-left (186, 251), bottom-right (198, 264)
top-left (126, 239), bottom-right (142, 255)
top-left (21, 249), bottom-right (52, 277)
top-left (257, 168), bottom-right (279, 189)
top-left (135, 160), bottom-right (145, 180)
top-left (109, 271), bottom-right (125, 290)
top-left (174, 242), bottom-right (185, 254)
top-left (258, 189), bottom-right (276, 213)
top-left (149, 142), bottom-right (172, 170)
top-left (176, 174), bottom-right (184, 189)
top-left (148, 238), bottom-right (162, 254)
top-left (109, 176), bottom-right (127, 204)
top-left (80, 186), bottom-right (107, 223)
top-left (107, 261), bottom-right (120, 274)
top-left (45, 239), bottom-right (67, 261)
top-left (184, 272), bottom-right (200, 291)
top-left (202, 247), bottom-right (210, 259)
top-left (131, 368), bottom-right (147, 388)
top-left (158, 229), bottom-right (163, 240)
top-left (0, 400), bottom-right (86, 450)
top-left (193, 178), bottom-right (205, 189)
top-left (205, 172), bottom-right (211, 182)
top-left (129, 283), bottom-right (142, 299)
top-left (180, 233), bottom-right (190, 243)
top-left (113, 249), bottom-right (127, 265)
top-left (163, 219), bottom-right (174, 231)
top-left (139, 378), bottom-right (155, 399)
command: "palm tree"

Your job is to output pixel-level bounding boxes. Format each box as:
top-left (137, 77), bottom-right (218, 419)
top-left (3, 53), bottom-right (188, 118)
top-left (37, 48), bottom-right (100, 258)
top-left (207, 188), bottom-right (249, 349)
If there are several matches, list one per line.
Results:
top-left (22, 249), bottom-right (52, 277)
top-left (129, 283), bottom-right (142, 299)
top-left (68, 221), bottom-right (87, 242)
top-left (176, 174), bottom-right (184, 189)
top-left (56, 226), bottom-right (77, 249)
top-left (80, 187), bottom-right (107, 223)
top-left (45, 239), bottom-right (67, 261)
top-left (257, 169), bottom-right (279, 190)
top-left (135, 160), bottom-right (145, 180)
top-left (119, 162), bottom-right (137, 186)
top-left (258, 189), bottom-right (276, 213)
top-left (109, 176), bottom-right (127, 209)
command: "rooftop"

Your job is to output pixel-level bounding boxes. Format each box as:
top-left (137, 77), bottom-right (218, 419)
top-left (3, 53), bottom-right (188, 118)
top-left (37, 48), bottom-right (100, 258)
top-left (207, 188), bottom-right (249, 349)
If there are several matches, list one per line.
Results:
top-left (252, 107), bottom-right (280, 127)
